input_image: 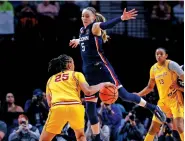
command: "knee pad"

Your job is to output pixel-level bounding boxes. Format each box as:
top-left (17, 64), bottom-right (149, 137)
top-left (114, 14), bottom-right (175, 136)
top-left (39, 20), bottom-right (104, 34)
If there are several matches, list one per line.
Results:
top-left (86, 102), bottom-right (99, 125)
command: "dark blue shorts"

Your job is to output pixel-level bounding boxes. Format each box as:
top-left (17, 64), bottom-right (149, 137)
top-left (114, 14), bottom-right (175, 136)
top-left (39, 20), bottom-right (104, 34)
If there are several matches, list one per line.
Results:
top-left (83, 62), bottom-right (121, 100)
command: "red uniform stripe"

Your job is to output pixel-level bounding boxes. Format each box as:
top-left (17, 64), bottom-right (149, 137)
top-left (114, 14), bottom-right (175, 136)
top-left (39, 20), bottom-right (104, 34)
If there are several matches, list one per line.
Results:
top-left (84, 95), bottom-right (96, 100)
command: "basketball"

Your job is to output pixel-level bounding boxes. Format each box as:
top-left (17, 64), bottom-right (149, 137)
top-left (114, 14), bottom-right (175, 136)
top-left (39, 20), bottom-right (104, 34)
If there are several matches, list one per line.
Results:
top-left (99, 85), bottom-right (118, 104)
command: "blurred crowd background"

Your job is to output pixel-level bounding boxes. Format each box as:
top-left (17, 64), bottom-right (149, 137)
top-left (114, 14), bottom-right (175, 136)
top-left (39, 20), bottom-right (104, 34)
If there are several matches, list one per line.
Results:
top-left (0, 1), bottom-right (184, 141)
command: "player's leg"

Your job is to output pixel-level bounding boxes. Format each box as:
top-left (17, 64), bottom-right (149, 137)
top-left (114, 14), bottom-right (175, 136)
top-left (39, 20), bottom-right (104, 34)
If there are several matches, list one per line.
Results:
top-left (118, 86), bottom-right (166, 122)
top-left (171, 101), bottom-right (184, 141)
top-left (144, 120), bottom-right (161, 141)
top-left (145, 103), bottom-right (169, 141)
top-left (172, 119), bottom-right (181, 140)
top-left (85, 99), bottom-right (101, 141)
top-left (40, 105), bottom-right (67, 141)
top-left (101, 63), bottom-right (166, 122)
top-left (69, 105), bottom-right (86, 141)
top-left (39, 130), bottom-right (56, 141)
top-left (84, 70), bottom-right (102, 141)
top-left (173, 117), bottom-right (184, 141)
top-left (74, 128), bottom-right (86, 141)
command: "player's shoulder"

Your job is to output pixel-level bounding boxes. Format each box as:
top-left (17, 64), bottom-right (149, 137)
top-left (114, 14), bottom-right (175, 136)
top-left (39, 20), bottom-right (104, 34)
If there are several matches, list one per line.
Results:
top-left (150, 63), bottom-right (157, 71)
top-left (166, 60), bottom-right (181, 70)
top-left (47, 73), bottom-right (60, 83)
top-left (74, 71), bottom-right (84, 76)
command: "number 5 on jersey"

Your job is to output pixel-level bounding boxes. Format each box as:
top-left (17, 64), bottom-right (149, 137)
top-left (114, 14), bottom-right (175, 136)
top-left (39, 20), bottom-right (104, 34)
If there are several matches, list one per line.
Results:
top-left (55, 74), bottom-right (69, 82)
top-left (81, 42), bottom-right (85, 52)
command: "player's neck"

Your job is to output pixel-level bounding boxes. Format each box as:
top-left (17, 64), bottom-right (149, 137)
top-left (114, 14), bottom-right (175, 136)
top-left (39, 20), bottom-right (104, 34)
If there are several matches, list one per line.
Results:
top-left (157, 61), bottom-right (165, 66)
top-left (62, 69), bottom-right (71, 72)
top-left (8, 103), bottom-right (15, 107)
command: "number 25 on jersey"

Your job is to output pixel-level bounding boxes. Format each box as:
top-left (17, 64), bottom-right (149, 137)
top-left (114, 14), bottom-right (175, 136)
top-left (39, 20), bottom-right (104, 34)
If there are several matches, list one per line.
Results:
top-left (55, 74), bottom-right (69, 82)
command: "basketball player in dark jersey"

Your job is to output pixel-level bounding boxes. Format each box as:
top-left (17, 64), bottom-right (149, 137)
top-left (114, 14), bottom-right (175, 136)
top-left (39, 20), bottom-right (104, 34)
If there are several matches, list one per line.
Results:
top-left (69, 7), bottom-right (166, 141)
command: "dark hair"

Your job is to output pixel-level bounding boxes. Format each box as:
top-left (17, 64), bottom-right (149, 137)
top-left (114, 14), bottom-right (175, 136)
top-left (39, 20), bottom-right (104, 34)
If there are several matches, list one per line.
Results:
top-left (48, 54), bottom-right (72, 75)
top-left (85, 7), bottom-right (108, 43)
top-left (156, 47), bottom-right (168, 54)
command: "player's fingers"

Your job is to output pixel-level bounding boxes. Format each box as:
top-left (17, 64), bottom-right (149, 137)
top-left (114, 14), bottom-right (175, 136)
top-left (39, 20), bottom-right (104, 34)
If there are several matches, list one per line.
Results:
top-left (71, 43), bottom-right (75, 47)
top-left (128, 9), bottom-right (136, 13)
top-left (130, 17), bottom-right (136, 19)
top-left (69, 41), bottom-right (73, 46)
top-left (129, 10), bottom-right (138, 14)
top-left (131, 14), bottom-right (138, 17)
top-left (123, 8), bottom-right (126, 13)
top-left (72, 44), bottom-right (76, 48)
top-left (70, 43), bottom-right (74, 47)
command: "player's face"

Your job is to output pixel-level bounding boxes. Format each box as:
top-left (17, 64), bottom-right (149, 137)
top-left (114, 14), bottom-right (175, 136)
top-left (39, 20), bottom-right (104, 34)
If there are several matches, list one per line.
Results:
top-left (82, 9), bottom-right (95, 27)
top-left (68, 58), bottom-right (75, 71)
top-left (6, 93), bottom-right (15, 103)
top-left (155, 49), bottom-right (167, 63)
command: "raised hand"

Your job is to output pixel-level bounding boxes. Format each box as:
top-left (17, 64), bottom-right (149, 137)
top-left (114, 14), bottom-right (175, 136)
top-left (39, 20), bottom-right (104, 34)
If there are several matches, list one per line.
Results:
top-left (121, 8), bottom-right (138, 21)
top-left (69, 39), bottom-right (79, 48)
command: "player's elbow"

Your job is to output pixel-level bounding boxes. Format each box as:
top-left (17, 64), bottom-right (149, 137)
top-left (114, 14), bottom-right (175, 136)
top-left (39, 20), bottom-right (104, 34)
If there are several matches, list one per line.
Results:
top-left (84, 90), bottom-right (91, 96)
top-left (179, 74), bottom-right (184, 81)
top-left (84, 86), bottom-right (96, 96)
top-left (82, 86), bottom-right (91, 96)
top-left (146, 85), bottom-right (153, 92)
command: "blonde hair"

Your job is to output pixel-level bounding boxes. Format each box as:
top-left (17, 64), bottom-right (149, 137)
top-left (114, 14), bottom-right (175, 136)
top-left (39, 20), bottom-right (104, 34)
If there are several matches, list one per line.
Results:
top-left (85, 7), bottom-right (109, 43)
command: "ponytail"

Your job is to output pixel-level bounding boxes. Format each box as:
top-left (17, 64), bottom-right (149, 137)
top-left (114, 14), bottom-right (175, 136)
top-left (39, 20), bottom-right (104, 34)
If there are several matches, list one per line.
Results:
top-left (85, 7), bottom-right (109, 43)
top-left (95, 13), bottom-right (109, 43)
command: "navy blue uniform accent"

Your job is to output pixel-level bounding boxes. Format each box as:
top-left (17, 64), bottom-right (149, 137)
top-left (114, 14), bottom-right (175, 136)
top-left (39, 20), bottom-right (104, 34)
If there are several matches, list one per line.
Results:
top-left (78, 23), bottom-right (166, 124)
top-left (79, 22), bottom-right (120, 99)
top-left (79, 22), bottom-right (103, 68)
top-left (86, 102), bottom-right (99, 125)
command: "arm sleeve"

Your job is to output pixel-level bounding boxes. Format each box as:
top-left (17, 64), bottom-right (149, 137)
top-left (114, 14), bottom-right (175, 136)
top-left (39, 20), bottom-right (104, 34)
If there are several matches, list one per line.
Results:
top-left (169, 61), bottom-right (184, 76)
top-left (150, 66), bottom-right (155, 79)
top-left (99, 17), bottom-right (122, 30)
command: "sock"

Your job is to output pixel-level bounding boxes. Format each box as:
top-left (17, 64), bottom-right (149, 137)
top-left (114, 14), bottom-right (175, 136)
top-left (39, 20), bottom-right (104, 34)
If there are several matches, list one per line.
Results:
top-left (92, 133), bottom-right (101, 141)
top-left (172, 130), bottom-right (181, 140)
top-left (145, 102), bottom-right (156, 112)
top-left (144, 133), bottom-right (155, 141)
top-left (179, 132), bottom-right (184, 141)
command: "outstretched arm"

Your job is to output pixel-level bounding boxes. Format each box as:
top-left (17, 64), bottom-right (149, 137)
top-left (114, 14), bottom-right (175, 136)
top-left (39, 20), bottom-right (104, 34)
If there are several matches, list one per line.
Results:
top-left (136, 66), bottom-right (156, 97)
top-left (137, 78), bottom-right (156, 97)
top-left (69, 39), bottom-right (80, 48)
top-left (92, 8), bottom-right (138, 35)
top-left (76, 72), bottom-right (115, 96)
